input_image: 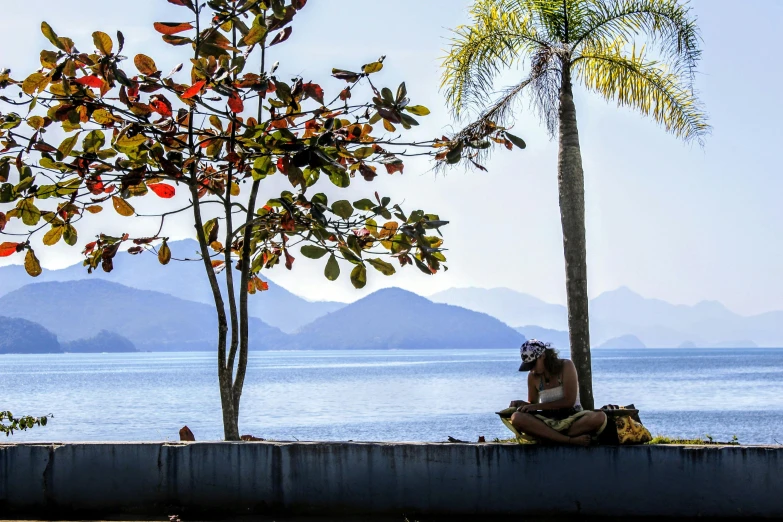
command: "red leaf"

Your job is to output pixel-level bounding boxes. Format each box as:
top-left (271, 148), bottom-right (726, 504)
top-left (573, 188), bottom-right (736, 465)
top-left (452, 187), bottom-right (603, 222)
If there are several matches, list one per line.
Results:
top-left (228, 91), bottom-right (244, 113)
top-left (384, 161), bottom-right (404, 175)
top-left (277, 156), bottom-right (289, 174)
top-left (302, 82), bottom-right (324, 104)
top-left (153, 22), bottom-right (194, 35)
top-left (284, 249), bottom-right (295, 270)
top-left (167, 0), bottom-right (195, 9)
top-left (83, 241), bottom-right (97, 255)
top-left (293, 0), bottom-right (307, 9)
top-left (182, 80), bottom-right (206, 99)
top-left (0, 242), bottom-right (20, 257)
top-left (269, 27), bottom-right (292, 47)
top-left (75, 75), bottom-right (104, 88)
top-left (150, 95), bottom-right (173, 117)
top-left (339, 88), bottom-right (351, 101)
top-left (149, 183), bottom-right (176, 198)
top-left (0, 212), bottom-right (6, 232)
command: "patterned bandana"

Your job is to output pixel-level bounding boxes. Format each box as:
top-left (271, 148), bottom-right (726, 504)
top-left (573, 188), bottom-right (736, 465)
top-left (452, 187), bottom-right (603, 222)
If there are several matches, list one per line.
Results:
top-left (519, 339), bottom-right (549, 371)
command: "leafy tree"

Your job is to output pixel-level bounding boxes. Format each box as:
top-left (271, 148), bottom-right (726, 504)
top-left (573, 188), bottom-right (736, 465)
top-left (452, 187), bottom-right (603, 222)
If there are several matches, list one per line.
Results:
top-left (0, 0), bottom-right (522, 439)
top-left (1, 411), bottom-right (51, 436)
top-left (441, 0), bottom-right (708, 409)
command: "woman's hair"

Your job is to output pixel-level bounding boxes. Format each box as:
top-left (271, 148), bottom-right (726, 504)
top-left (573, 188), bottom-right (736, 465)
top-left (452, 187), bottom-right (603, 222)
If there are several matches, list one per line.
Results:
top-left (542, 346), bottom-right (565, 375)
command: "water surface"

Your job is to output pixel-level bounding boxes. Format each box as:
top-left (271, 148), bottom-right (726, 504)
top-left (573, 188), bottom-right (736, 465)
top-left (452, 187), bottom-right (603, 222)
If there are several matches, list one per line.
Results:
top-left (3, 348), bottom-right (782, 443)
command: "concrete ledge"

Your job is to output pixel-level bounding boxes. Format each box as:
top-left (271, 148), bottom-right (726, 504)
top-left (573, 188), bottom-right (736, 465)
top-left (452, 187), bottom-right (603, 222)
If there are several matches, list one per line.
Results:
top-left (1, 442), bottom-right (780, 518)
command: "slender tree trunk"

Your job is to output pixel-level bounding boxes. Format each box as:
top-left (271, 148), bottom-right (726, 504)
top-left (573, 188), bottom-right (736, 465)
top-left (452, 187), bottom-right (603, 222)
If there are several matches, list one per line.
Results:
top-left (189, 3), bottom-right (239, 441)
top-left (557, 62), bottom-right (594, 410)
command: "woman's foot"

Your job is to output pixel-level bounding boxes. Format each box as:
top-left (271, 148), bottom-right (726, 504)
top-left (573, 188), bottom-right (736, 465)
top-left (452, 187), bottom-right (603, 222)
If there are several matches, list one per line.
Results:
top-left (567, 434), bottom-right (591, 446)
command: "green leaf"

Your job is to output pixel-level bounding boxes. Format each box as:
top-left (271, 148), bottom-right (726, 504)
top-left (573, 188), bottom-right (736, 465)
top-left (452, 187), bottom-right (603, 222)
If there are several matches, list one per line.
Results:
top-left (326, 166), bottom-right (350, 188)
top-left (353, 198), bottom-right (375, 211)
top-left (352, 146), bottom-right (374, 160)
top-left (92, 31), bottom-right (113, 55)
top-left (18, 199), bottom-right (41, 226)
top-left (301, 245), bottom-right (329, 259)
top-left (252, 156), bottom-right (273, 180)
top-left (324, 254), bottom-right (340, 281)
top-left (331, 200), bottom-right (353, 220)
top-left (367, 257), bottom-right (396, 276)
top-left (115, 133), bottom-right (147, 153)
top-left (242, 23), bottom-right (267, 46)
top-left (63, 224), bottom-right (77, 246)
top-left (339, 245), bottom-right (362, 264)
top-left (405, 105), bottom-right (430, 116)
top-left (83, 130), bottom-right (105, 154)
top-left (57, 134), bottom-right (79, 161)
top-left (396, 82), bottom-right (407, 103)
top-left (504, 132), bottom-right (526, 149)
top-left (350, 264), bottom-right (367, 289)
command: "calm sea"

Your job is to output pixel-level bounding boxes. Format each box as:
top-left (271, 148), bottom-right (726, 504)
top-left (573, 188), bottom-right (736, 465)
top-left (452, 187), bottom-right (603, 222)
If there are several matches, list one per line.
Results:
top-left (2, 348), bottom-right (782, 444)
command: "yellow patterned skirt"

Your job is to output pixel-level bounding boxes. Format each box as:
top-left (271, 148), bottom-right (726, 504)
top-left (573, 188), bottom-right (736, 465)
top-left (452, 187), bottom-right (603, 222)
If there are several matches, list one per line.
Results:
top-left (498, 408), bottom-right (608, 444)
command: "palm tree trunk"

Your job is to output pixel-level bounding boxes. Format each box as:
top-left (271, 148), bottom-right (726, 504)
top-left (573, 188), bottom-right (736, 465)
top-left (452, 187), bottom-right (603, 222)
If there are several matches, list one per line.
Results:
top-left (557, 63), bottom-right (594, 410)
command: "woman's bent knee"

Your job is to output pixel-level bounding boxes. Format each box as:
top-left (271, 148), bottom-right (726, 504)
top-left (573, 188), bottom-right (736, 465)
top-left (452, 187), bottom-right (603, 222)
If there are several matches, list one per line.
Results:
top-left (590, 411), bottom-right (607, 429)
top-left (510, 412), bottom-right (534, 427)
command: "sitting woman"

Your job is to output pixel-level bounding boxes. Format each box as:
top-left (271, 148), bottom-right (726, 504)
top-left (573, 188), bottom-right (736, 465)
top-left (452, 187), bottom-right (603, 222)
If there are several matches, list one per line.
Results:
top-left (509, 340), bottom-right (607, 446)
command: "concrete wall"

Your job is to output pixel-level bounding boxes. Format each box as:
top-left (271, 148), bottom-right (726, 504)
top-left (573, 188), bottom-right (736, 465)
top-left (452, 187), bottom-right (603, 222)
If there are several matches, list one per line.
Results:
top-left (1, 442), bottom-right (780, 518)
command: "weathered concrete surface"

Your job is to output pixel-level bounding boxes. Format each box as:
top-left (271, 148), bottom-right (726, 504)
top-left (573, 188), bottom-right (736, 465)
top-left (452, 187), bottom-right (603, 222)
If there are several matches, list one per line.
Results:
top-left (0, 442), bottom-right (780, 518)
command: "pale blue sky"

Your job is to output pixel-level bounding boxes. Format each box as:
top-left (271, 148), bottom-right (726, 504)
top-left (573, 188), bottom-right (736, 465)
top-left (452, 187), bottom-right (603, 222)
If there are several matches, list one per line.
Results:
top-left (1, 0), bottom-right (781, 315)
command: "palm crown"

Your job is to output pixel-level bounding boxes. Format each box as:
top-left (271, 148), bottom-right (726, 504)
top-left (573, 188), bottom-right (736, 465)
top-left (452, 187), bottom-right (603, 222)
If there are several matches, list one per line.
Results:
top-left (442, 0), bottom-right (709, 143)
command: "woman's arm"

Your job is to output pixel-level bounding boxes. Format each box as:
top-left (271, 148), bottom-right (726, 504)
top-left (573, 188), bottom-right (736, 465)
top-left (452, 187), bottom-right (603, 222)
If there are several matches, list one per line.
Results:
top-left (526, 371), bottom-right (539, 404)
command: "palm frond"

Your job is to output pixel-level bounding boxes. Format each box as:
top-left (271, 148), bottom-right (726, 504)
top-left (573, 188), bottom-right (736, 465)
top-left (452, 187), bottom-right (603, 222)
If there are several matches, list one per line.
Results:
top-left (441, 0), bottom-right (552, 118)
top-left (572, 0), bottom-right (702, 84)
top-left (573, 39), bottom-right (710, 144)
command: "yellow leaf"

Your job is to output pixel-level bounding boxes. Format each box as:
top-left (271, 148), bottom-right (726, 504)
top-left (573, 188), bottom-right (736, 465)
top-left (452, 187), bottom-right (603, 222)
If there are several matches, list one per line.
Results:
top-left (134, 54), bottom-right (158, 75)
top-left (92, 31), bottom-right (113, 55)
top-left (362, 61), bottom-right (383, 74)
top-left (24, 249), bottom-right (42, 277)
top-left (383, 119), bottom-right (396, 132)
top-left (230, 182), bottom-right (240, 196)
top-left (111, 196), bottom-right (135, 217)
top-left (158, 241), bottom-right (171, 265)
top-left (42, 225), bottom-right (63, 246)
top-left (85, 205), bottom-right (103, 214)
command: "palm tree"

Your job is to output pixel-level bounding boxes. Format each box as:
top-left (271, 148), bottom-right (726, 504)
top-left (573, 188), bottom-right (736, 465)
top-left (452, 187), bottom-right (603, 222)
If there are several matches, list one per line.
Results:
top-left (442, 0), bottom-right (708, 409)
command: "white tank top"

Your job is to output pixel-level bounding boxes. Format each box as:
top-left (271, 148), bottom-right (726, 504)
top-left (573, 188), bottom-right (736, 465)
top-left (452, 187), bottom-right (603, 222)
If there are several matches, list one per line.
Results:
top-left (538, 374), bottom-right (582, 410)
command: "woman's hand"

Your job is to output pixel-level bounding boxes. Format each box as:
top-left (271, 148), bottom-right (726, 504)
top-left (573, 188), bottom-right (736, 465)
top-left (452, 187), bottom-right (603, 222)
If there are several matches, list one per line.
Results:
top-left (517, 404), bottom-right (540, 413)
top-left (509, 400), bottom-right (528, 408)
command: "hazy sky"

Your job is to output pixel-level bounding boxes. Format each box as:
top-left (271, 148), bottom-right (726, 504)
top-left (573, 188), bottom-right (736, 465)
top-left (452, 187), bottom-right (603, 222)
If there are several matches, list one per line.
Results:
top-left (1, 0), bottom-right (782, 316)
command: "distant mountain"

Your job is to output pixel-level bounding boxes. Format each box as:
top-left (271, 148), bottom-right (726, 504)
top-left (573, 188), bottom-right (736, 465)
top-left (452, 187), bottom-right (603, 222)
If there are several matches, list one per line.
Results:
top-left (596, 334), bottom-right (646, 349)
top-left (62, 330), bottom-right (137, 353)
top-left (0, 316), bottom-right (61, 354)
top-left (432, 285), bottom-right (783, 347)
top-left (430, 287), bottom-right (568, 330)
top-left (0, 239), bottom-right (345, 333)
top-left (0, 280), bottom-right (287, 351)
top-left (516, 326), bottom-right (569, 349)
top-left (286, 288), bottom-right (524, 350)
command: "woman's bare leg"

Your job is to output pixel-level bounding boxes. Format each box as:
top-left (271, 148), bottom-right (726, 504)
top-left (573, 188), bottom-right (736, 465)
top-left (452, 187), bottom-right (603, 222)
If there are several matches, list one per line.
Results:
top-left (511, 412), bottom-right (590, 446)
top-left (566, 411), bottom-right (607, 437)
